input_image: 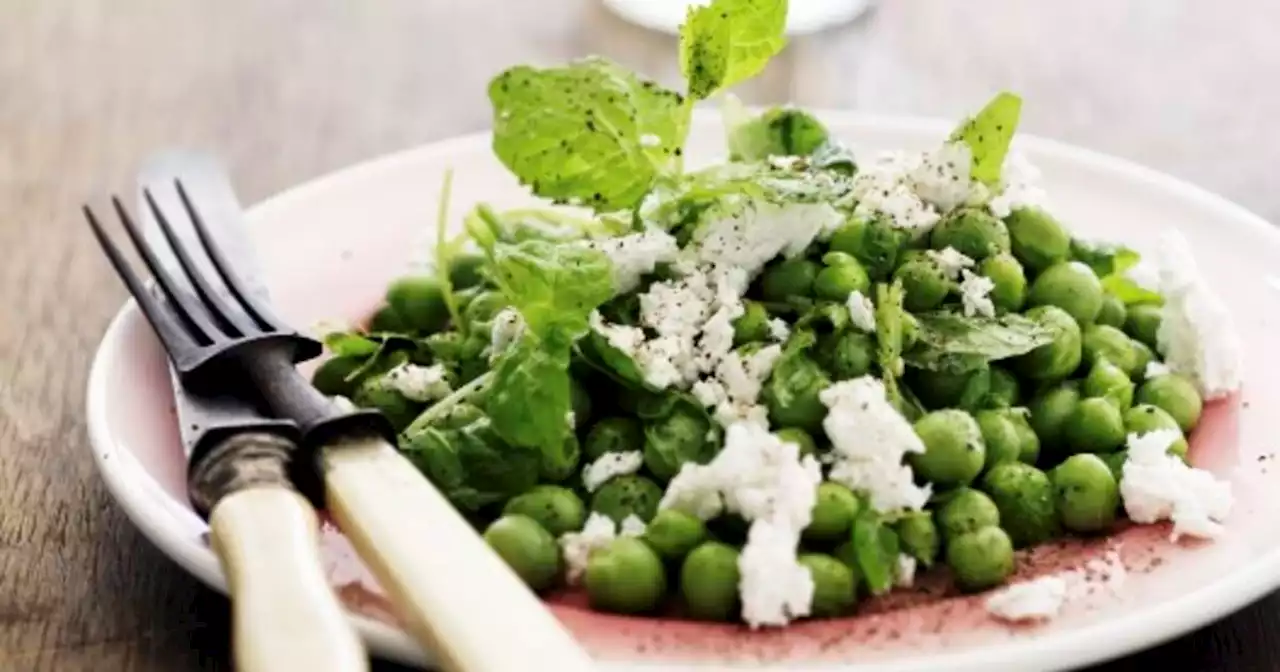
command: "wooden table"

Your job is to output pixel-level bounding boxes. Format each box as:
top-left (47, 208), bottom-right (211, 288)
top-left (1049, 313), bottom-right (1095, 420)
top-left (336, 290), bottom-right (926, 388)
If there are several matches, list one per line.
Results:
top-left (2, 1), bottom-right (1278, 669)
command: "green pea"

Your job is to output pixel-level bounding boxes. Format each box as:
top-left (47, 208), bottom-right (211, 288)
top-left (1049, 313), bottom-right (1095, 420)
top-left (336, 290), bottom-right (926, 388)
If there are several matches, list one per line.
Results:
top-left (910, 367), bottom-right (989, 411)
top-left (483, 515), bottom-right (561, 592)
top-left (910, 410), bottom-right (986, 486)
top-left (804, 482), bottom-right (861, 543)
top-left (975, 409), bottom-right (1023, 471)
top-left (799, 553), bottom-right (858, 617)
top-left (1027, 380), bottom-right (1081, 454)
top-left (980, 462), bottom-right (1059, 548)
top-left (368, 304), bottom-right (408, 334)
top-left (936, 487), bottom-right (1001, 540)
top-left (733, 301), bottom-right (772, 345)
top-left (775, 427), bottom-right (818, 458)
top-left (1082, 324), bottom-right (1141, 376)
top-left (930, 208), bottom-right (1011, 260)
top-left (1064, 397), bottom-right (1126, 454)
top-left (1130, 340), bottom-right (1156, 382)
top-left (1083, 358), bottom-right (1135, 410)
top-left (762, 258), bottom-right (820, 301)
top-left (503, 485), bottom-right (586, 537)
top-left (1028, 261), bottom-right (1104, 325)
top-left (978, 367), bottom-right (1019, 409)
top-left (539, 433), bottom-right (581, 483)
top-left (386, 275), bottom-right (450, 334)
top-left (1124, 304), bottom-right (1163, 349)
top-left (946, 527), bottom-right (1015, 592)
top-left (814, 252), bottom-right (872, 301)
top-left (763, 351), bottom-right (831, 435)
top-left (584, 416), bottom-right (644, 461)
top-left (1051, 454), bottom-right (1120, 533)
top-left (585, 537), bottom-right (667, 614)
top-left (1136, 375), bottom-right (1203, 433)
top-left (892, 251), bottom-right (952, 312)
top-left (980, 253), bottom-right (1027, 314)
top-left (1123, 404), bottom-right (1189, 460)
top-left (1096, 294), bottom-right (1127, 329)
top-left (680, 541), bottom-right (742, 621)
top-left (352, 376), bottom-right (424, 432)
top-left (817, 330), bottom-right (875, 381)
top-left (1004, 206), bottom-right (1072, 274)
top-left (1008, 409), bottom-right (1042, 464)
top-left (447, 252), bottom-right (487, 290)
top-left (895, 511), bottom-right (940, 567)
top-left (642, 509), bottom-right (708, 562)
top-left (644, 407), bottom-right (717, 482)
top-left (312, 355), bottom-right (366, 397)
top-left (591, 475), bottom-right (663, 524)
top-left (1014, 305), bottom-right (1083, 382)
top-left (828, 217), bottom-right (912, 280)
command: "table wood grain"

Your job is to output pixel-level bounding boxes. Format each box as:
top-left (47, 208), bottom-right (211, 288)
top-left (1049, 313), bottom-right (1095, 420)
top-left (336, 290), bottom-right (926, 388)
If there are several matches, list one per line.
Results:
top-left (1, 1), bottom-right (1278, 669)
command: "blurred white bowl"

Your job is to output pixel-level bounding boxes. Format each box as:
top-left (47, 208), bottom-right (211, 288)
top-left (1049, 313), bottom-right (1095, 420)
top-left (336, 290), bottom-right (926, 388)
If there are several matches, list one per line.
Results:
top-left (602, 0), bottom-right (873, 36)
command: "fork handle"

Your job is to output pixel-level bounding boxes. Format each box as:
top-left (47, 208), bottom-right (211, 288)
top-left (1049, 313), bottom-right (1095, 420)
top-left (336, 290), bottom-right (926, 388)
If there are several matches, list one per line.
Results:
top-left (319, 434), bottom-right (595, 672)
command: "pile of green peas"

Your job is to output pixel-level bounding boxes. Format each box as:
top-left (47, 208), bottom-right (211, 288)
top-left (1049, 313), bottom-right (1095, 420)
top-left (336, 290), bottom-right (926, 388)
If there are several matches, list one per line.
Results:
top-left (313, 200), bottom-right (1203, 622)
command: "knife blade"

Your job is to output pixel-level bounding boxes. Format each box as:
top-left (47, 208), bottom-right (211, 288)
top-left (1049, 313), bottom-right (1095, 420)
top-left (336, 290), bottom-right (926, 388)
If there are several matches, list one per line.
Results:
top-left (136, 154), bottom-right (368, 672)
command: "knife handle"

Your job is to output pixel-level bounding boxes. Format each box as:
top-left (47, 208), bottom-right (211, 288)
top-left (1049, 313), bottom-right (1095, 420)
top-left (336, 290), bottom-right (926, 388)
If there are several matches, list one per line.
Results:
top-left (319, 435), bottom-right (595, 672)
top-left (204, 434), bottom-right (368, 672)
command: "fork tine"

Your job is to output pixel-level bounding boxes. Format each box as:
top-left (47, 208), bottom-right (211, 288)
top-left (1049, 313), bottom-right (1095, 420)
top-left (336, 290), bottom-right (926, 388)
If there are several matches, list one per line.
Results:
top-left (175, 179), bottom-right (294, 334)
top-left (111, 196), bottom-right (224, 346)
top-left (143, 188), bottom-right (258, 338)
top-left (84, 205), bottom-right (202, 358)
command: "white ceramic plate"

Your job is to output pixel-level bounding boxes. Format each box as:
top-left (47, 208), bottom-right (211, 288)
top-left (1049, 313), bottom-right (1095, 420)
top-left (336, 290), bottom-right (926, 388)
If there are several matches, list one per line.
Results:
top-left (87, 109), bottom-right (1280, 671)
top-left (601, 0), bottom-right (873, 36)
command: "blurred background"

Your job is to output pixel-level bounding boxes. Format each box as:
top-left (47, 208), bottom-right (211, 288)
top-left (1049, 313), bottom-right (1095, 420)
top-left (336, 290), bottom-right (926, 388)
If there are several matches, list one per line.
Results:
top-left (2, 1), bottom-right (1279, 669)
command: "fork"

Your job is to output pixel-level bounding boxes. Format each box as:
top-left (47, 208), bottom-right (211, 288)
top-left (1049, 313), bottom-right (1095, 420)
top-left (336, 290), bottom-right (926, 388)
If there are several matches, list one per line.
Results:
top-left (87, 168), bottom-right (595, 672)
top-left (85, 196), bottom-right (368, 672)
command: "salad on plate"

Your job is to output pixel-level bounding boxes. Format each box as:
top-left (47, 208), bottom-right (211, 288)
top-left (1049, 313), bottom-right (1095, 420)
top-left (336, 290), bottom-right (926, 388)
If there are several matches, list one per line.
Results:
top-left (311, 0), bottom-right (1241, 628)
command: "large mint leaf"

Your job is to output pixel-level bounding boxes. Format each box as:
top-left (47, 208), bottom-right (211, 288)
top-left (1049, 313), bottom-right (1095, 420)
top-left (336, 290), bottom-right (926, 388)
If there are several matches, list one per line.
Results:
top-left (488, 239), bottom-right (615, 339)
top-left (680, 0), bottom-right (788, 101)
top-left (904, 310), bottom-right (1053, 374)
top-left (949, 91), bottom-right (1022, 186)
top-left (488, 57), bottom-right (687, 211)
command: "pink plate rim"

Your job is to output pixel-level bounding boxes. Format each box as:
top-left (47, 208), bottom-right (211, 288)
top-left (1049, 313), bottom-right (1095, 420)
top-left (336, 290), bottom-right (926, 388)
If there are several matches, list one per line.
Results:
top-left (85, 108), bottom-right (1280, 672)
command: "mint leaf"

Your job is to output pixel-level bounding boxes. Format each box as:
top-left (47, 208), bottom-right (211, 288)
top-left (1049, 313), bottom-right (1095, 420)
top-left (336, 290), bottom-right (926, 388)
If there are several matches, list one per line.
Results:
top-left (874, 280), bottom-right (907, 409)
top-left (488, 57), bottom-right (687, 211)
top-left (485, 334), bottom-right (575, 469)
top-left (323, 331), bottom-right (380, 357)
top-left (904, 311), bottom-right (1053, 374)
top-left (403, 413), bottom-right (541, 512)
top-left (1071, 238), bottom-right (1140, 278)
top-left (852, 509), bottom-right (900, 596)
top-left (487, 239), bottom-right (615, 339)
top-left (1101, 275), bottom-right (1164, 306)
top-left (722, 94), bottom-right (829, 161)
top-left (949, 92), bottom-right (1022, 186)
top-left (680, 0), bottom-right (789, 101)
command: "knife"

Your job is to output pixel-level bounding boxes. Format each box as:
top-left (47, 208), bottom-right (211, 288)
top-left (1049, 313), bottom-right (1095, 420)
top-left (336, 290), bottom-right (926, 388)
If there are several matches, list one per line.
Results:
top-left (141, 151), bottom-right (595, 672)
top-left (137, 161), bottom-right (369, 672)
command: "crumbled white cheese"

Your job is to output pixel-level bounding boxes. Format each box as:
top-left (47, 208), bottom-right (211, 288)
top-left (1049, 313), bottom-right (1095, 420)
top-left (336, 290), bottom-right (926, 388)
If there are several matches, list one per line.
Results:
top-left (846, 290), bottom-right (877, 333)
top-left (1144, 361), bottom-right (1171, 380)
top-left (381, 362), bottom-right (452, 402)
top-left (1120, 429), bottom-right (1234, 540)
top-left (851, 151), bottom-right (942, 232)
top-left (767, 317), bottom-right (791, 342)
top-left (690, 201), bottom-right (845, 272)
top-left (739, 519), bottom-right (815, 628)
top-left (985, 575), bottom-right (1070, 623)
top-left (908, 142), bottom-right (974, 213)
top-left (584, 230), bottom-right (680, 294)
top-left (581, 451), bottom-right (644, 492)
top-left (639, 133), bottom-right (661, 148)
top-left (926, 246), bottom-right (975, 280)
top-left (558, 512), bottom-right (645, 585)
top-left (488, 308), bottom-right (525, 361)
top-left (959, 269), bottom-right (997, 318)
top-left (987, 151), bottom-right (1047, 219)
top-left (1153, 231), bottom-right (1242, 400)
top-left (691, 344), bottom-right (784, 428)
top-left (820, 377), bottom-right (932, 513)
top-left (895, 554), bottom-right (918, 588)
